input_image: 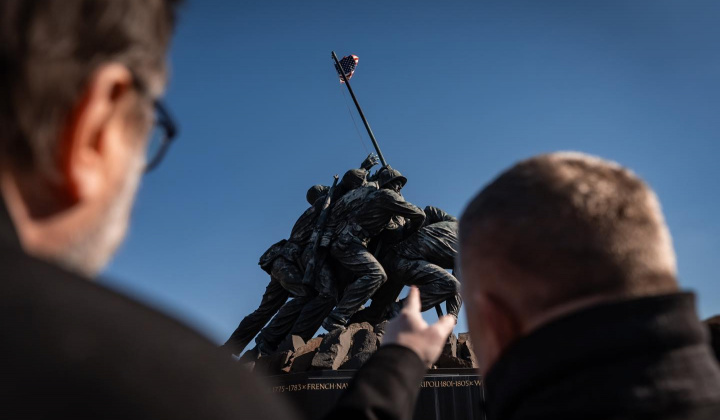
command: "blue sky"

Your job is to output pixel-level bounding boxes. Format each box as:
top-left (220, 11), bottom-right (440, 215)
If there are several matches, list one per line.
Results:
top-left (104, 0), bottom-right (720, 345)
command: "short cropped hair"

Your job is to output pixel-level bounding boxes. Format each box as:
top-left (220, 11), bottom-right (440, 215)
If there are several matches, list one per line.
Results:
top-left (459, 152), bottom-right (677, 316)
top-left (0, 0), bottom-right (181, 176)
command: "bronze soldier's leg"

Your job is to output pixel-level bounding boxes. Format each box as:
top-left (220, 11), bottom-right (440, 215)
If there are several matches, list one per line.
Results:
top-left (444, 292), bottom-right (463, 320)
top-left (289, 294), bottom-right (336, 341)
top-left (288, 260), bottom-right (338, 341)
top-left (354, 277), bottom-right (405, 324)
top-left (222, 278), bottom-right (289, 356)
top-left (323, 239), bottom-right (387, 330)
top-left (392, 258), bottom-right (462, 318)
top-left (255, 295), bottom-right (313, 354)
top-left (251, 256), bottom-right (316, 353)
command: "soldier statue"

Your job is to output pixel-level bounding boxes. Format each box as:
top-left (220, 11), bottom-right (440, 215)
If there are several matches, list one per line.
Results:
top-left (358, 207), bottom-right (462, 324)
top-left (251, 167), bottom-right (374, 353)
top-left (221, 185), bottom-right (327, 355)
top-left (222, 155), bottom-right (379, 355)
top-left (321, 167), bottom-right (426, 332)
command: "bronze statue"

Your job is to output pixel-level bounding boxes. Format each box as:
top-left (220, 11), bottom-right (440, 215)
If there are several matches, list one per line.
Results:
top-left (225, 159), bottom-right (464, 357)
top-left (223, 156), bottom-right (380, 355)
top-left (353, 207), bottom-right (462, 325)
top-left (322, 167), bottom-right (426, 332)
top-left (221, 189), bottom-right (326, 355)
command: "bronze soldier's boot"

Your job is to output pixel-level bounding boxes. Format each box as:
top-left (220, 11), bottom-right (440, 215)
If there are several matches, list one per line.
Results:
top-left (321, 314), bottom-right (346, 333)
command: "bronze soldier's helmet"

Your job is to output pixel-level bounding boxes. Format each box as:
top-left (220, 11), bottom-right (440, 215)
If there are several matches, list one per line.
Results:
top-left (306, 184), bottom-right (330, 205)
top-left (340, 168), bottom-right (367, 191)
top-left (377, 166), bottom-right (407, 189)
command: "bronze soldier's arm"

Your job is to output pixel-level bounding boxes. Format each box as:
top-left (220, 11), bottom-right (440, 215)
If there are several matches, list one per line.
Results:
top-left (375, 190), bottom-right (426, 229)
top-left (423, 206), bottom-right (457, 225)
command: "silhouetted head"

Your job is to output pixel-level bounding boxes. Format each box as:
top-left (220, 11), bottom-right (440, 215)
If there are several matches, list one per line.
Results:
top-left (0, 0), bottom-right (182, 276)
top-left (459, 152), bottom-right (677, 373)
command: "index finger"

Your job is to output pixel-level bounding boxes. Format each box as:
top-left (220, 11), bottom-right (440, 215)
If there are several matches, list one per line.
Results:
top-left (403, 286), bottom-right (422, 314)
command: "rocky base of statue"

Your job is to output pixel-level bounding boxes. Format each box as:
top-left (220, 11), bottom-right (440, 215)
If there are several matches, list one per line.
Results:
top-left (240, 322), bottom-right (478, 375)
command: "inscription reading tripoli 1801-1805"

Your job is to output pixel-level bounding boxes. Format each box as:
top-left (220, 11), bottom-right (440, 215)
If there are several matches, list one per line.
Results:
top-left (420, 379), bottom-right (482, 388)
top-left (272, 379), bottom-right (482, 393)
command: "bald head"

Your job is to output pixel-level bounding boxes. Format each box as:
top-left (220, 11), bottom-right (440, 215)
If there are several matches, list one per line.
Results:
top-left (459, 152), bottom-right (677, 323)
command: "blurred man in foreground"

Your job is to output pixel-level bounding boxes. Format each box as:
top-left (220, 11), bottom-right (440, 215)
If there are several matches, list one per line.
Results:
top-left (0, 1), bottom-right (453, 418)
top-left (459, 152), bottom-right (720, 420)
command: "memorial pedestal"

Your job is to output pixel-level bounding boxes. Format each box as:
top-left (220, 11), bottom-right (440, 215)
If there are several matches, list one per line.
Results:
top-left (269, 368), bottom-right (485, 420)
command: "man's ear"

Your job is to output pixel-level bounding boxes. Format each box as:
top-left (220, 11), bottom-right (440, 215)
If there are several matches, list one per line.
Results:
top-left (59, 64), bottom-right (134, 202)
top-left (477, 291), bottom-right (523, 373)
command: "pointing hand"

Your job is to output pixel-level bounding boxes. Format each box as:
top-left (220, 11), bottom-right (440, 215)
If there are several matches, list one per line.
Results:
top-left (382, 287), bottom-right (457, 366)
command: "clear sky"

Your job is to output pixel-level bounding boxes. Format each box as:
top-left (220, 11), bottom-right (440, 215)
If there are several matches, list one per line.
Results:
top-left (104, 0), bottom-right (720, 345)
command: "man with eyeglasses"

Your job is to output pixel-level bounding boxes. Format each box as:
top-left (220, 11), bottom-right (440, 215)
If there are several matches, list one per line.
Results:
top-left (0, 1), bottom-right (454, 419)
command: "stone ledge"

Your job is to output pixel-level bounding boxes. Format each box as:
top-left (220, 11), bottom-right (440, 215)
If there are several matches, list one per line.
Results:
top-left (242, 322), bottom-right (479, 375)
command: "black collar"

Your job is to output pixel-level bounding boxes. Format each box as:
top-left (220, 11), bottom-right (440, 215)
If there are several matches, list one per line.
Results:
top-left (0, 194), bottom-right (22, 250)
top-left (484, 292), bottom-right (718, 419)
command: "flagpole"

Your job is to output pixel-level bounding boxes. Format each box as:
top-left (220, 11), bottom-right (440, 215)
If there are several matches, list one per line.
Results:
top-left (332, 51), bottom-right (445, 318)
top-left (332, 51), bottom-right (388, 168)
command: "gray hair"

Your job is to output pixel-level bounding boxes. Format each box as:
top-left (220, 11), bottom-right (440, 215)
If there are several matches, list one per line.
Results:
top-left (0, 0), bottom-right (181, 177)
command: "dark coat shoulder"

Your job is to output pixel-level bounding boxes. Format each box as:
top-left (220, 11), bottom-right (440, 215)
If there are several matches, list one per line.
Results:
top-left (0, 246), bottom-right (295, 419)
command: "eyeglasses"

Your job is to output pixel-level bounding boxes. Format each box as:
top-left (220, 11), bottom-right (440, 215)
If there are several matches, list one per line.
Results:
top-left (130, 70), bottom-right (178, 173)
top-left (144, 100), bottom-right (177, 173)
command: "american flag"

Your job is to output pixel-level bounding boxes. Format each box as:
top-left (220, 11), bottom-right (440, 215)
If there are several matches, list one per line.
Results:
top-left (335, 54), bottom-right (359, 83)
